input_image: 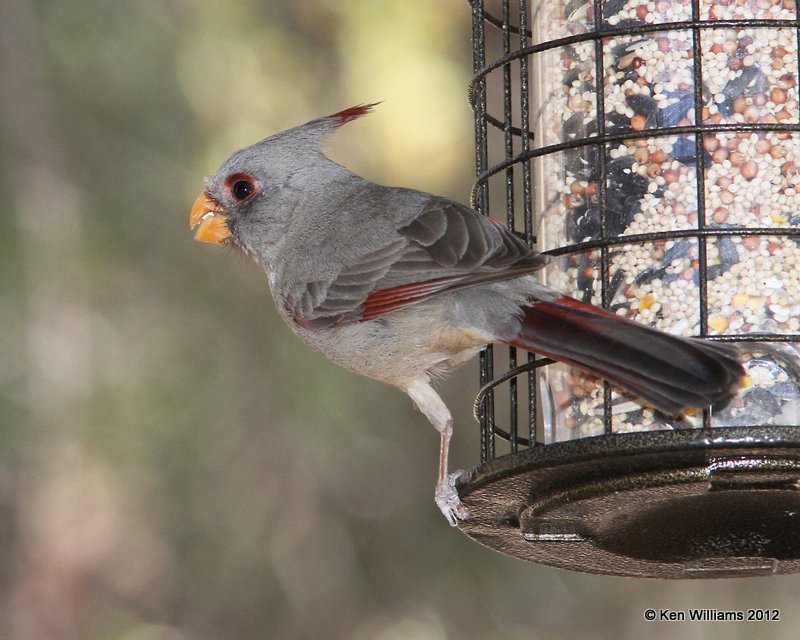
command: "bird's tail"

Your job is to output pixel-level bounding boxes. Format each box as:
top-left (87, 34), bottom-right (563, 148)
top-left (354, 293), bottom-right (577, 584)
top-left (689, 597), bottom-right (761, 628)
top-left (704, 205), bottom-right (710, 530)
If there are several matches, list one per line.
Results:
top-left (502, 295), bottom-right (744, 415)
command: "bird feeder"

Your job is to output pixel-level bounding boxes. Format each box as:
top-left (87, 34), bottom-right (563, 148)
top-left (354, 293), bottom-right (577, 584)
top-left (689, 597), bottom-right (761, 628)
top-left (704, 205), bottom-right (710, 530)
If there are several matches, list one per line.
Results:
top-left (458, 0), bottom-right (800, 578)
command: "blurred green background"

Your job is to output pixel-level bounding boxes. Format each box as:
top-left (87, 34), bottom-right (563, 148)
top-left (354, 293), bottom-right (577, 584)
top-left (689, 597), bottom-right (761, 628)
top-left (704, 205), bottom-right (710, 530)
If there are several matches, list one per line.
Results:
top-left (2, 1), bottom-right (800, 639)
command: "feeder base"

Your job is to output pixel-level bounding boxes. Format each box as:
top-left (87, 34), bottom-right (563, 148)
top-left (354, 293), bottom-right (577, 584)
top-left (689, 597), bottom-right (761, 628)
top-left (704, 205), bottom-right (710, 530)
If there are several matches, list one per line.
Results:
top-left (456, 427), bottom-right (800, 578)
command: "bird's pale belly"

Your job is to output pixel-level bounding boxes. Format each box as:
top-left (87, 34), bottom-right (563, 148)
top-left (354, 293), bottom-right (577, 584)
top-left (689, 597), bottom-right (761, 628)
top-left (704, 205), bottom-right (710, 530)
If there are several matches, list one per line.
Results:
top-left (289, 304), bottom-right (492, 389)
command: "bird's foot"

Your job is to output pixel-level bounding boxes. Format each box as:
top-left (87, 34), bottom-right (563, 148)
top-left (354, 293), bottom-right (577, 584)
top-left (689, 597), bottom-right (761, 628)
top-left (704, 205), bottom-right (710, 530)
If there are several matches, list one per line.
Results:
top-left (435, 471), bottom-right (469, 526)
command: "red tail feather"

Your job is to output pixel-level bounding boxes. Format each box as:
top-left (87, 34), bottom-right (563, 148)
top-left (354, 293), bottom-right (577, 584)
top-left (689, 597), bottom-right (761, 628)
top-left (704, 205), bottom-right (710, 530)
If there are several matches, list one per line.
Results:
top-left (505, 296), bottom-right (744, 414)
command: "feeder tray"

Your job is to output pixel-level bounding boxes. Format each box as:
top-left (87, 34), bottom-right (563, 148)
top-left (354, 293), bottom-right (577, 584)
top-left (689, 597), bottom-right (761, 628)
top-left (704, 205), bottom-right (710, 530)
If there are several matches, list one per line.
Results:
top-left (457, 427), bottom-right (800, 578)
top-left (464, 0), bottom-right (800, 578)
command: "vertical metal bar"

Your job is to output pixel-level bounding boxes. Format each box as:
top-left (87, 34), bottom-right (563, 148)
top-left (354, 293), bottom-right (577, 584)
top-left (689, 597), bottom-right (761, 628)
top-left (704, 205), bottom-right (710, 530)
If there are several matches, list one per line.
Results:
top-left (592, 0), bottom-right (613, 434)
top-left (502, 0), bottom-right (519, 453)
top-left (690, 0), bottom-right (712, 429)
top-left (796, 0), bottom-right (800, 135)
top-left (471, 0), bottom-right (496, 463)
top-left (519, 0), bottom-right (538, 446)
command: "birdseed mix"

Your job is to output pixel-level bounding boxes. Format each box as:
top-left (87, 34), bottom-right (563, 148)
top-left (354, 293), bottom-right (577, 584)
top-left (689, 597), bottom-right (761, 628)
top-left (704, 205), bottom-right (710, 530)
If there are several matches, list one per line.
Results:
top-left (531, 0), bottom-right (800, 441)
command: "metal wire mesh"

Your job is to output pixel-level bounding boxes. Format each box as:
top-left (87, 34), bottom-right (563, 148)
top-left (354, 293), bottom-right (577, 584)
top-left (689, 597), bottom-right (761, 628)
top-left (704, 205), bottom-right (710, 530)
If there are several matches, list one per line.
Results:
top-left (469, 0), bottom-right (800, 464)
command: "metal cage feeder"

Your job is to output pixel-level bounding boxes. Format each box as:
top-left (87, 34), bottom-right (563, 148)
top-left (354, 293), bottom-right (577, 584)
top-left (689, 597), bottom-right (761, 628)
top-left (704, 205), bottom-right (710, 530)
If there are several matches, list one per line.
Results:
top-left (456, 0), bottom-right (800, 578)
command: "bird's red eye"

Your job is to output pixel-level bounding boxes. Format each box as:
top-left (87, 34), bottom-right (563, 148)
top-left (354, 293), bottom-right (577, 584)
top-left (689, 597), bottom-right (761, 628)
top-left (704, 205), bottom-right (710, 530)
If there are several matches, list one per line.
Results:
top-left (225, 173), bottom-right (258, 202)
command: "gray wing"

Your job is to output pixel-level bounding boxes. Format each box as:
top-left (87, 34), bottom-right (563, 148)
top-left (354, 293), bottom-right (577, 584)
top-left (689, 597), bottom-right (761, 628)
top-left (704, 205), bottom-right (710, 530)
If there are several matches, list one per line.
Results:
top-left (287, 196), bottom-right (549, 329)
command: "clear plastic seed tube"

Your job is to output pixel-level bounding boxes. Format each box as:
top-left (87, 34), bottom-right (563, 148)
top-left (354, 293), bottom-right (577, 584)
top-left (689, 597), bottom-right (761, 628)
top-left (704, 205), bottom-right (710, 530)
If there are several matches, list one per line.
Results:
top-left (531, 0), bottom-right (800, 441)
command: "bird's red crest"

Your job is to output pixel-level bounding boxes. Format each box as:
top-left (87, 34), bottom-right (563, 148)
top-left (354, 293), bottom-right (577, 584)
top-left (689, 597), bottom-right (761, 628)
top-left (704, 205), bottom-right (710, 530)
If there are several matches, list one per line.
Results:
top-left (329, 102), bottom-right (381, 126)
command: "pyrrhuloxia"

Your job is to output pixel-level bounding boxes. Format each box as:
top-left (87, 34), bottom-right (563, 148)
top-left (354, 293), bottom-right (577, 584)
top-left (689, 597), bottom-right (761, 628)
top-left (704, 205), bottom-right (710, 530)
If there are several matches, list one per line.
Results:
top-left (189, 104), bottom-right (744, 525)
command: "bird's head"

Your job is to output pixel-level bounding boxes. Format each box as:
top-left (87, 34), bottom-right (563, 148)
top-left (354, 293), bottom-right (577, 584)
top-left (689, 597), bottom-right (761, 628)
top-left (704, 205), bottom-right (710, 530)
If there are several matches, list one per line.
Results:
top-left (189, 103), bottom-right (378, 255)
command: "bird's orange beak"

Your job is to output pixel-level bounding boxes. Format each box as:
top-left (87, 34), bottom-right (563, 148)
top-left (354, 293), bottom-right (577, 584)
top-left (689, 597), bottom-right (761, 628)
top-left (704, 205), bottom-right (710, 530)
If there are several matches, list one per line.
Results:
top-left (189, 192), bottom-right (232, 245)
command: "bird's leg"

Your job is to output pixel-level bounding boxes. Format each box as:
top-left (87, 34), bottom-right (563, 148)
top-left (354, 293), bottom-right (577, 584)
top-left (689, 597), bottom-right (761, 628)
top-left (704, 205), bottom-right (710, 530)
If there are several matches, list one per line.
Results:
top-left (405, 379), bottom-right (469, 526)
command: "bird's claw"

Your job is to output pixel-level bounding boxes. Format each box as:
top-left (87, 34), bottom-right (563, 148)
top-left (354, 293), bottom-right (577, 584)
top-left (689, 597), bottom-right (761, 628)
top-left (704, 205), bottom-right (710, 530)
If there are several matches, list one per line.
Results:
top-left (435, 470), bottom-right (469, 526)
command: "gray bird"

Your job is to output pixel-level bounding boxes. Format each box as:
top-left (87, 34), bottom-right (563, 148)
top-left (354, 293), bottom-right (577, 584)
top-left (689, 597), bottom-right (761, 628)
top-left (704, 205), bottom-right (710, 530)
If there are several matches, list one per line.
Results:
top-left (189, 104), bottom-right (744, 525)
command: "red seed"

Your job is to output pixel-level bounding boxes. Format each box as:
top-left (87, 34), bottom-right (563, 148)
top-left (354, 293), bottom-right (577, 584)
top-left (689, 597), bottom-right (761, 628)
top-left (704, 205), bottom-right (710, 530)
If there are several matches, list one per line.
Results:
top-left (770, 144), bottom-right (787, 159)
top-left (741, 160), bottom-right (758, 179)
top-left (771, 87), bottom-right (788, 103)
top-left (773, 46), bottom-right (788, 59)
top-left (716, 176), bottom-right (732, 188)
top-left (631, 114), bottom-right (647, 131)
top-left (743, 236), bottom-right (761, 250)
top-left (647, 164), bottom-right (662, 178)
